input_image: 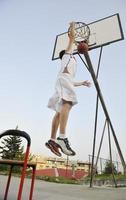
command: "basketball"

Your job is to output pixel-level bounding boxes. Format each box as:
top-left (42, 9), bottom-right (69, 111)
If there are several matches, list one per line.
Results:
top-left (77, 42), bottom-right (89, 54)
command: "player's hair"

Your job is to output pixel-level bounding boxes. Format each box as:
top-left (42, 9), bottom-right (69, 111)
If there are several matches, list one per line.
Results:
top-left (59, 50), bottom-right (65, 59)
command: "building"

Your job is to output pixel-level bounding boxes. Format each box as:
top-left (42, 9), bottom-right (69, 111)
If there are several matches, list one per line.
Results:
top-left (32, 155), bottom-right (91, 179)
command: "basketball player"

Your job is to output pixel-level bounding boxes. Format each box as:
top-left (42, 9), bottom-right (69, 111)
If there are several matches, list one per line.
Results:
top-left (45, 22), bottom-right (91, 157)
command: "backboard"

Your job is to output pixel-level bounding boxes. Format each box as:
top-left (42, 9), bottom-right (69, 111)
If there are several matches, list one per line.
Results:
top-left (52, 13), bottom-right (124, 60)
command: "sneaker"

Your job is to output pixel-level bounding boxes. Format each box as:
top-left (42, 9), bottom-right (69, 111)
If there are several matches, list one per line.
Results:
top-left (56, 137), bottom-right (76, 156)
top-left (45, 140), bottom-right (62, 157)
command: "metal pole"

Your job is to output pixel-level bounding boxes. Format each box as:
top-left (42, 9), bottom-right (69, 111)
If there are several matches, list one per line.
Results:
top-left (95, 120), bottom-right (107, 166)
top-left (90, 94), bottom-right (99, 187)
top-left (107, 120), bottom-right (117, 187)
top-left (88, 47), bottom-right (103, 187)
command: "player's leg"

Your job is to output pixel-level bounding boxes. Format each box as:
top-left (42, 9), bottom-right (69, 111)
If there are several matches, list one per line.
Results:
top-left (59, 100), bottom-right (72, 135)
top-left (51, 112), bottom-right (60, 140)
top-left (56, 100), bottom-right (76, 156)
top-left (45, 112), bottom-right (61, 157)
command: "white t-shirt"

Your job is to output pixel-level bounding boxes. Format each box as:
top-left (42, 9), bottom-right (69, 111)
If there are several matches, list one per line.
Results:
top-left (58, 53), bottom-right (77, 78)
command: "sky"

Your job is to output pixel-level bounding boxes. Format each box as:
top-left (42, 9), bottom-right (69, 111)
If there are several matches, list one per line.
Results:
top-left (0, 0), bottom-right (126, 164)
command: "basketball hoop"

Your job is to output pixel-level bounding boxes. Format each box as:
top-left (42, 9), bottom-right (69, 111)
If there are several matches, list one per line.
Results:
top-left (68, 22), bottom-right (90, 44)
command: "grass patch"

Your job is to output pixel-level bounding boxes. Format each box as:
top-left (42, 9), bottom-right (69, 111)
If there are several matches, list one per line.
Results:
top-left (83, 174), bottom-right (126, 187)
top-left (91, 174), bottom-right (126, 181)
top-left (37, 175), bottom-right (80, 184)
top-left (0, 169), bottom-right (33, 178)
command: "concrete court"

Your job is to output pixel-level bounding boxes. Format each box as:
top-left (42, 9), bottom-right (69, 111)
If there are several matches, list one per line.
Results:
top-left (0, 175), bottom-right (126, 200)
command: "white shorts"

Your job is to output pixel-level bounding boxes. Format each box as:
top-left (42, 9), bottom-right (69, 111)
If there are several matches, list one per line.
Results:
top-left (47, 73), bottom-right (78, 112)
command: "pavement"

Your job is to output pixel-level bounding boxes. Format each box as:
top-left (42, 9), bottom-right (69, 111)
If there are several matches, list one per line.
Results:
top-left (0, 175), bottom-right (126, 200)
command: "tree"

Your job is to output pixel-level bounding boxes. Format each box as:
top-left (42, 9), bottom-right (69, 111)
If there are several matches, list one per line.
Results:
top-left (104, 160), bottom-right (117, 175)
top-left (0, 135), bottom-right (24, 160)
top-left (0, 135), bottom-right (34, 172)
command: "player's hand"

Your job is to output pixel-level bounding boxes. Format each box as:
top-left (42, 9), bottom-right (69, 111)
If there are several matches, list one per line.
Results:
top-left (69, 21), bottom-right (75, 27)
top-left (82, 80), bottom-right (91, 87)
top-left (68, 22), bottom-right (76, 39)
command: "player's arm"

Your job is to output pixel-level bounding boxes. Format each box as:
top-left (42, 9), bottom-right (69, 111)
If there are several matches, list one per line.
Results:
top-left (65, 22), bottom-right (75, 54)
top-left (74, 80), bottom-right (91, 87)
